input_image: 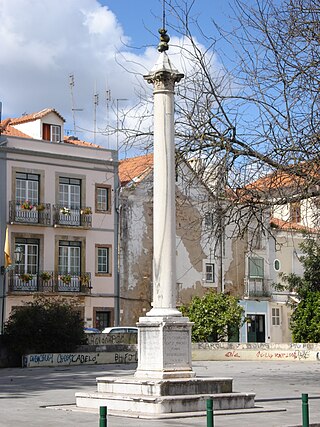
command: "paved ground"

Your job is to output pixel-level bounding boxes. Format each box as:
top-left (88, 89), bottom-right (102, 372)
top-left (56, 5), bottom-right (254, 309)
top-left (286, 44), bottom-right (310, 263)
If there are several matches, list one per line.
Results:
top-left (1, 361), bottom-right (320, 426)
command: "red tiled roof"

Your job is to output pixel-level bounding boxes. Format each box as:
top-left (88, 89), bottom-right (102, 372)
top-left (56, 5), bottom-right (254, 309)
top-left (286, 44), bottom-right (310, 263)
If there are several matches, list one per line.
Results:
top-left (246, 171), bottom-right (304, 192)
top-left (270, 216), bottom-right (314, 232)
top-left (1, 111), bottom-right (100, 148)
top-left (0, 118), bottom-right (31, 138)
top-left (245, 162), bottom-right (320, 194)
top-left (63, 136), bottom-right (100, 148)
top-left (119, 153), bottom-right (154, 186)
top-left (9, 108), bottom-right (65, 124)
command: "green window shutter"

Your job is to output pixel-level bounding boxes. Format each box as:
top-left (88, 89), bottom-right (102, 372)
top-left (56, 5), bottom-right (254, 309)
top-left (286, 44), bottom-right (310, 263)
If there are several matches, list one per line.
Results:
top-left (249, 257), bottom-right (264, 278)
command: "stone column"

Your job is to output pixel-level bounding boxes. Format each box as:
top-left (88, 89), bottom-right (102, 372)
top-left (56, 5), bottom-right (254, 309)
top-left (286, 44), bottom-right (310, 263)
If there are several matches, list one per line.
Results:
top-left (146, 52), bottom-right (183, 317)
top-left (135, 46), bottom-right (195, 379)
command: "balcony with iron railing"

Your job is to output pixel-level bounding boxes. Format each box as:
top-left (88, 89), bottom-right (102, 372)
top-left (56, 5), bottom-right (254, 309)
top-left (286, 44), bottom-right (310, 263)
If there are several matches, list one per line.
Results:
top-left (244, 278), bottom-right (272, 298)
top-left (53, 205), bottom-right (92, 228)
top-left (9, 201), bottom-right (51, 225)
top-left (7, 271), bottom-right (92, 294)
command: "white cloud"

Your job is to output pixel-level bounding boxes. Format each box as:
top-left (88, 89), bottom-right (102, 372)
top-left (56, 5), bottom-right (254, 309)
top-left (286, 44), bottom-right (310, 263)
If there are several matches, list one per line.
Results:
top-left (0, 0), bottom-right (154, 148)
top-left (0, 0), bottom-right (221, 153)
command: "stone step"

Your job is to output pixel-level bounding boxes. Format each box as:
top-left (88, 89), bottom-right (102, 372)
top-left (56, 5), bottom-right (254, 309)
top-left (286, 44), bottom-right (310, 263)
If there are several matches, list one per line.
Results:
top-left (96, 376), bottom-right (233, 396)
top-left (76, 391), bottom-right (256, 416)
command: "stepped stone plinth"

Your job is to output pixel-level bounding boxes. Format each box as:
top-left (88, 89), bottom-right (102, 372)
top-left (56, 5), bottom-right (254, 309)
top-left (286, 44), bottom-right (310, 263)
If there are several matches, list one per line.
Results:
top-left (76, 376), bottom-right (255, 418)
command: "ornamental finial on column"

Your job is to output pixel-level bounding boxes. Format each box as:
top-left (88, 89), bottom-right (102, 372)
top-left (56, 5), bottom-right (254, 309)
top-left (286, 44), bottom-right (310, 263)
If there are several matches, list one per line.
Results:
top-left (158, 28), bottom-right (170, 52)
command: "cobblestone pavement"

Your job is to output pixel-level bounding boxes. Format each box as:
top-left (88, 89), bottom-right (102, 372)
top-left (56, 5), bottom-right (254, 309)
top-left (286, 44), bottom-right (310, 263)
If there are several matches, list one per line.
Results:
top-left (1, 361), bottom-right (320, 427)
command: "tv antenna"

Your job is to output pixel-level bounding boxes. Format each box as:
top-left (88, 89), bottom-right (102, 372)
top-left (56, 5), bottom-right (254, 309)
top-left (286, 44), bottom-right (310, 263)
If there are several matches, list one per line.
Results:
top-left (69, 74), bottom-right (83, 136)
top-left (105, 86), bottom-right (111, 148)
top-left (93, 88), bottom-right (99, 144)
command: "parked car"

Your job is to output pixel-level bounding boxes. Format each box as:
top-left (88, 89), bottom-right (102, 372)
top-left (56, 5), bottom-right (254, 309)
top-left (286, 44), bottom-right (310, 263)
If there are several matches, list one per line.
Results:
top-left (101, 326), bottom-right (138, 334)
top-left (84, 327), bottom-right (100, 334)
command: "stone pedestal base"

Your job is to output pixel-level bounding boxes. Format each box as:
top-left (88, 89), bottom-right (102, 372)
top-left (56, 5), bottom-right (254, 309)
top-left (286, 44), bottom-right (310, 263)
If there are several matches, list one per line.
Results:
top-left (75, 376), bottom-right (255, 418)
top-left (75, 316), bottom-right (256, 418)
top-left (135, 315), bottom-right (195, 379)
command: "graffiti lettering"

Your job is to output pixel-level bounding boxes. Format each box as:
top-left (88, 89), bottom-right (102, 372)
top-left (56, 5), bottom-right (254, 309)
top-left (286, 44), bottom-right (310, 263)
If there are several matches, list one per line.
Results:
top-left (30, 354), bottom-right (54, 363)
top-left (256, 350), bottom-right (310, 360)
top-left (56, 353), bottom-right (98, 364)
top-left (115, 352), bottom-right (138, 363)
top-left (225, 351), bottom-right (240, 358)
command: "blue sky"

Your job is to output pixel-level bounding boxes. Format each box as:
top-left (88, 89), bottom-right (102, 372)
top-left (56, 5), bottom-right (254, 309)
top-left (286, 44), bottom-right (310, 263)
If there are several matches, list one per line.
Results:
top-left (100, 0), bottom-right (233, 48)
top-left (0, 0), bottom-right (238, 150)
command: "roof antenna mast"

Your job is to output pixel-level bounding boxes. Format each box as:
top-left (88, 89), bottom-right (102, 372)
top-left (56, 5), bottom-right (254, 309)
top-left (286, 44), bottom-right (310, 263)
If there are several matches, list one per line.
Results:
top-left (158, 0), bottom-right (170, 52)
top-left (69, 74), bottom-right (76, 135)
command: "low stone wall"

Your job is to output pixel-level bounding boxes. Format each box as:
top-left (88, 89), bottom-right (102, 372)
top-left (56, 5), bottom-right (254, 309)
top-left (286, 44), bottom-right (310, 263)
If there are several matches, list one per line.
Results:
top-left (22, 341), bottom-right (320, 368)
top-left (192, 342), bottom-right (320, 362)
top-left (23, 347), bottom-right (138, 368)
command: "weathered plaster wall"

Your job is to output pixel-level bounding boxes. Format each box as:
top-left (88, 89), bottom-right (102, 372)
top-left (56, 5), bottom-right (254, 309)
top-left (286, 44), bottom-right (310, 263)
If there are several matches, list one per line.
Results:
top-left (224, 237), bottom-right (246, 296)
top-left (119, 180), bottom-right (153, 325)
top-left (119, 168), bottom-right (221, 324)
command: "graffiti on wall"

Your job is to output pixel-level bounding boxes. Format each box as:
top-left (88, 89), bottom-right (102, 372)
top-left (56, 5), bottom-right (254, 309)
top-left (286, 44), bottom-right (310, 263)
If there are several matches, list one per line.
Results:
top-left (23, 351), bottom-right (138, 368)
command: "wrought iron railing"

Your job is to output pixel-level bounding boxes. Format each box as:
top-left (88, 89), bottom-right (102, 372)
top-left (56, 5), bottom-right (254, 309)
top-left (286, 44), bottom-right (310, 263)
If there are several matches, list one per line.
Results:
top-left (7, 271), bottom-right (92, 294)
top-left (53, 205), bottom-right (92, 228)
top-left (9, 201), bottom-right (51, 225)
top-left (244, 278), bottom-right (271, 298)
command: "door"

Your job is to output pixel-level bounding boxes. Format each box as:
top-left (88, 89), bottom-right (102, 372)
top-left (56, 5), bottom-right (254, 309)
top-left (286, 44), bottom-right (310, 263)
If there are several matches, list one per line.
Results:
top-left (59, 177), bottom-right (81, 225)
top-left (58, 241), bottom-right (81, 291)
top-left (15, 239), bottom-right (39, 291)
top-left (95, 311), bottom-right (111, 330)
top-left (15, 172), bottom-right (39, 223)
top-left (247, 314), bottom-right (265, 342)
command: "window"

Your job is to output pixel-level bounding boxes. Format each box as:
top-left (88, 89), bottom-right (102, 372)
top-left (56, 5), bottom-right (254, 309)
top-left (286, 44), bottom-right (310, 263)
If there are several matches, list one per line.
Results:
top-left (43, 123), bottom-right (61, 142)
top-left (96, 245), bottom-right (111, 275)
top-left (204, 212), bottom-right (214, 229)
top-left (274, 259), bottom-right (281, 271)
top-left (58, 241), bottom-right (81, 274)
top-left (15, 238), bottom-right (39, 275)
top-left (248, 257), bottom-right (264, 278)
top-left (16, 172), bottom-right (39, 205)
top-left (205, 263), bottom-right (215, 282)
top-left (290, 201), bottom-right (301, 223)
top-left (272, 307), bottom-right (280, 326)
top-left (95, 310), bottom-right (111, 330)
top-left (95, 185), bottom-right (111, 213)
top-left (59, 177), bottom-right (81, 209)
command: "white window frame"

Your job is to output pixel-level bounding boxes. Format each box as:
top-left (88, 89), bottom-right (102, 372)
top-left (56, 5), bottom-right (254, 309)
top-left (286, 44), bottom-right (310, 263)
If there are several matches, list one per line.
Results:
top-left (96, 245), bottom-right (112, 275)
top-left (205, 263), bottom-right (215, 283)
top-left (51, 125), bottom-right (61, 142)
top-left (274, 259), bottom-right (281, 271)
top-left (272, 307), bottom-right (281, 326)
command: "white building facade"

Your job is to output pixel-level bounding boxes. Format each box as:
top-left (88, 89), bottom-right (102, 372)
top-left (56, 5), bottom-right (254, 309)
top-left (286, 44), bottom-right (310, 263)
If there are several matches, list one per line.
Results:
top-left (0, 109), bottom-right (118, 332)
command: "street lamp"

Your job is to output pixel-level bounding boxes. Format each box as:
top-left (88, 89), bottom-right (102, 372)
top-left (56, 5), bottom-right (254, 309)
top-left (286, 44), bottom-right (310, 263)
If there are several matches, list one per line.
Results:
top-left (1, 246), bottom-right (22, 275)
top-left (1, 246), bottom-right (23, 333)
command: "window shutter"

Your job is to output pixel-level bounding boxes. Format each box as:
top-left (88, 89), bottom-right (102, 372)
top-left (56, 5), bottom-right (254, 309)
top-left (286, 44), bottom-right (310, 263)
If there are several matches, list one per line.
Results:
top-left (42, 123), bottom-right (50, 141)
top-left (249, 257), bottom-right (264, 278)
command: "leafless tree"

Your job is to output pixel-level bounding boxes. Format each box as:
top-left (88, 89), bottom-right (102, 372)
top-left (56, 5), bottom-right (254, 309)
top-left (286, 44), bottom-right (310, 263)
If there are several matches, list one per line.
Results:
top-left (117, 0), bottom-right (320, 241)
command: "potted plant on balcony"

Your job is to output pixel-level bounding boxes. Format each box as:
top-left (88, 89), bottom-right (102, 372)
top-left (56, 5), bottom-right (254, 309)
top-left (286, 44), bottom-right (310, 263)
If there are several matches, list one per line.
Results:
top-left (21, 200), bottom-right (33, 210)
top-left (60, 207), bottom-right (71, 215)
top-left (36, 203), bottom-right (45, 212)
top-left (80, 207), bottom-right (92, 215)
top-left (60, 274), bottom-right (72, 284)
top-left (19, 273), bottom-right (33, 283)
top-left (40, 271), bottom-right (52, 283)
top-left (79, 273), bottom-right (91, 289)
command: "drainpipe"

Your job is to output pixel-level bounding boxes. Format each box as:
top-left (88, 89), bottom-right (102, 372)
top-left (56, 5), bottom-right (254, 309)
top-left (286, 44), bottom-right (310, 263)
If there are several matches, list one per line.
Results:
top-left (113, 153), bottom-right (120, 326)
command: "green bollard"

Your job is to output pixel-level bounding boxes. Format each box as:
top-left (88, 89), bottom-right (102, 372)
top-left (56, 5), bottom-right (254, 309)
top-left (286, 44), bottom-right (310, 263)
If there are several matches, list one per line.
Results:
top-left (302, 393), bottom-right (309, 427)
top-left (99, 406), bottom-right (107, 427)
top-left (206, 398), bottom-right (214, 427)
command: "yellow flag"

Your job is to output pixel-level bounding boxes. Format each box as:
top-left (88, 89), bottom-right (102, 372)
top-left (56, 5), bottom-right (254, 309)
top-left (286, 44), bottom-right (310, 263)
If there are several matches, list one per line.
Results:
top-left (4, 227), bottom-right (11, 268)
